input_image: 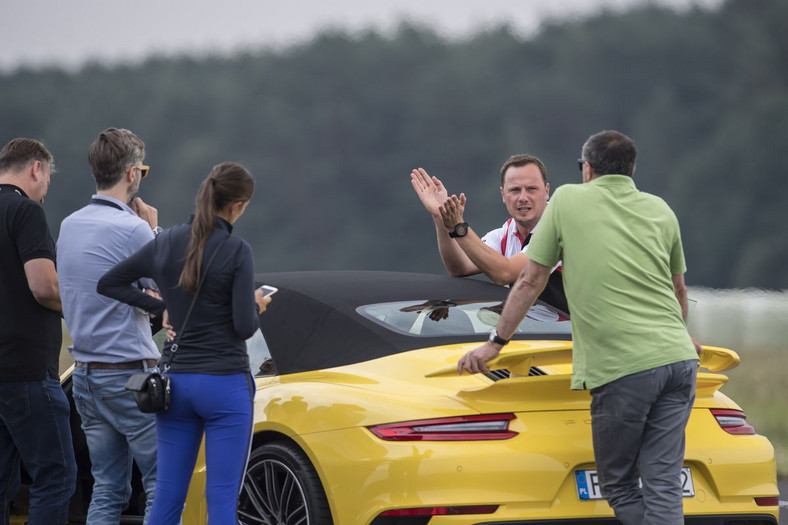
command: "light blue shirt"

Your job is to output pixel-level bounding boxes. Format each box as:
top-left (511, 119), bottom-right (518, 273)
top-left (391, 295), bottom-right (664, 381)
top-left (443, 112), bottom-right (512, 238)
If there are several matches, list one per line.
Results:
top-left (57, 195), bottom-right (160, 363)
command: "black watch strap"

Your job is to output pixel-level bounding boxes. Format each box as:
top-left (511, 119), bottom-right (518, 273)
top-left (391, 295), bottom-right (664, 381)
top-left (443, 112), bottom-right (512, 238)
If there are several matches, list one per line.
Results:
top-left (489, 328), bottom-right (510, 346)
top-left (449, 222), bottom-right (469, 238)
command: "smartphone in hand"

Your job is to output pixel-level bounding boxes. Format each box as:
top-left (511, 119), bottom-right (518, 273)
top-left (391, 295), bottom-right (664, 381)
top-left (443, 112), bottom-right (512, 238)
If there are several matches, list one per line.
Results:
top-left (257, 285), bottom-right (278, 298)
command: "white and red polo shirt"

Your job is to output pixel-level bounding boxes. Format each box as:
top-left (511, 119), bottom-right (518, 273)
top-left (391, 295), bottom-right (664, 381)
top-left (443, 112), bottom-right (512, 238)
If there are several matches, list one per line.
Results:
top-left (480, 218), bottom-right (529, 258)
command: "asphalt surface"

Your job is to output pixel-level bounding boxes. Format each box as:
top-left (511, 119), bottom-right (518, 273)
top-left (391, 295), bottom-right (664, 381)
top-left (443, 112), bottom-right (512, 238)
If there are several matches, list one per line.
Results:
top-left (779, 477), bottom-right (786, 524)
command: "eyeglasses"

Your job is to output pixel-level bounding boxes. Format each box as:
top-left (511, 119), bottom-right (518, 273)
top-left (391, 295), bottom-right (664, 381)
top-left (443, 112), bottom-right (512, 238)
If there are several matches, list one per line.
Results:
top-left (134, 165), bottom-right (150, 178)
top-left (577, 158), bottom-right (585, 172)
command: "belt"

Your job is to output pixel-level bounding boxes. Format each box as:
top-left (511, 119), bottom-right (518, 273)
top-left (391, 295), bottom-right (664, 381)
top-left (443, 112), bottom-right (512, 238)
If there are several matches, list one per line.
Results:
top-left (74, 359), bottom-right (159, 370)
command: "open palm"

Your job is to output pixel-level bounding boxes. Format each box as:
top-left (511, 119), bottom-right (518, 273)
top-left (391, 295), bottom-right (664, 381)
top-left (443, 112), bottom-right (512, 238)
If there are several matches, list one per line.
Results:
top-left (410, 167), bottom-right (448, 217)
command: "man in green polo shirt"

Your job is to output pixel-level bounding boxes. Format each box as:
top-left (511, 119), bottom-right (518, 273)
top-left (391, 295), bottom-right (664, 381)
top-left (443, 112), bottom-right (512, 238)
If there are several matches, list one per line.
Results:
top-left (458, 130), bottom-right (701, 525)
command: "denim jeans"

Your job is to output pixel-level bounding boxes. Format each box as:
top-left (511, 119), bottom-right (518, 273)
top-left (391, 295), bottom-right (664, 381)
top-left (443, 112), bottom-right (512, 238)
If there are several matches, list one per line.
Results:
top-left (72, 365), bottom-right (158, 525)
top-left (0, 372), bottom-right (77, 525)
top-left (590, 359), bottom-right (698, 525)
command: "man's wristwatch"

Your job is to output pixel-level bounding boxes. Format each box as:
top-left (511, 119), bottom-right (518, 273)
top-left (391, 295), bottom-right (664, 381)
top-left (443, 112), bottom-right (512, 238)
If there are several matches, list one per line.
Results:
top-left (448, 222), bottom-right (469, 238)
top-left (488, 328), bottom-right (510, 347)
top-left (152, 226), bottom-right (164, 237)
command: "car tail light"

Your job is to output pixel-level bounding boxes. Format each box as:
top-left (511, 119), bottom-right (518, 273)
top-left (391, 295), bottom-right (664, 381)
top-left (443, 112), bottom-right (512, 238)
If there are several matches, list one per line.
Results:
top-left (378, 505), bottom-right (499, 516)
top-left (754, 496), bottom-right (779, 506)
top-left (710, 409), bottom-right (756, 435)
top-left (368, 413), bottom-right (517, 441)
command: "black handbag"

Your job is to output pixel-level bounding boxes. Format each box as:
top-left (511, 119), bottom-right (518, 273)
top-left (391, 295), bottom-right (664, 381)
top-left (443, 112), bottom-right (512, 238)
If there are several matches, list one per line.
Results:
top-left (126, 370), bottom-right (171, 413)
top-left (125, 237), bottom-right (229, 413)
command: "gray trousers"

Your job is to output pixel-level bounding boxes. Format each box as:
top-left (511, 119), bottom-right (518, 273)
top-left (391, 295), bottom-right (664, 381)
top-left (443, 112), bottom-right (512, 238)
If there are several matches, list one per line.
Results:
top-left (590, 359), bottom-right (698, 525)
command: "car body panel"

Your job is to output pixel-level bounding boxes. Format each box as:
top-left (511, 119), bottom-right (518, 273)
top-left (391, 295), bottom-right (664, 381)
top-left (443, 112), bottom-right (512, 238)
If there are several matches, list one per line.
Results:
top-left (13, 272), bottom-right (779, 525)
top-left (192, 337), bottom-right (778, 523)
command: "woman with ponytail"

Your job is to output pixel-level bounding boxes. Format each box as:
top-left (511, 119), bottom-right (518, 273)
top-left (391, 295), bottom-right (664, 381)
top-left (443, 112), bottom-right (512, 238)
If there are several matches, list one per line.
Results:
top-left (98, 162), bottom-right (269, 524)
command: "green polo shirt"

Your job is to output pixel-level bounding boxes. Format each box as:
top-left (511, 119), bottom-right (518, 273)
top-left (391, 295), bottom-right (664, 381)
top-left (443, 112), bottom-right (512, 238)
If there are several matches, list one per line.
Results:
top-left (527, 175), bottom-right (697, 390)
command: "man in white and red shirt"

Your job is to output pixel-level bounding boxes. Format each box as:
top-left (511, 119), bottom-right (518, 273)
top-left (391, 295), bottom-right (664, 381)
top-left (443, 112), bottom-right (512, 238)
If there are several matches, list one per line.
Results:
top-left (481, 216), bottom-right (530, 259)
top-left (411, 154), bottom-right (566, 312)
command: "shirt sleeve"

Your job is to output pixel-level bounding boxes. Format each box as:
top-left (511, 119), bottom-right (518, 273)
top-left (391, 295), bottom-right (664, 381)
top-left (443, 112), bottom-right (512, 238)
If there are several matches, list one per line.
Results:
top-left (669, 214), bottom-right (687, 275)
top-left (480, 224), bottom-right (505, 253)
top-left (128, 222), bottom-right (158, 292)
top-left (231, 240), bottom-right (260, 340)
top-left (97, 239), bottom-right (165, 315)
top-left (15, 202), bottom-right (56, 263)
top-left (525, 190), bottom-right (563, 268)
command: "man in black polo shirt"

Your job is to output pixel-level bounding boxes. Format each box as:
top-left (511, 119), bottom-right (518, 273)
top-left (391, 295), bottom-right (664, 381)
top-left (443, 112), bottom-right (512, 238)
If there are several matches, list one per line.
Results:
top-left (0, 138), bottom-right (76, 525)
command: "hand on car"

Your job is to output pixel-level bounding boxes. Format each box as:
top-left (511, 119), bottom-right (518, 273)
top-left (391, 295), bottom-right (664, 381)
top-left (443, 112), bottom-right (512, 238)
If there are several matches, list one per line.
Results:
top-left (457, 342), bottom-right (501, 375)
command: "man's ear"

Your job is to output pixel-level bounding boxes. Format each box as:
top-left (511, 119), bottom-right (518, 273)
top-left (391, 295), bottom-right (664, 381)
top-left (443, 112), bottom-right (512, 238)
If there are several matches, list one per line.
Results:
top-left (582, 166), bottom-right (593, 183)
top-left (29, 160), bottom-right (43, 180)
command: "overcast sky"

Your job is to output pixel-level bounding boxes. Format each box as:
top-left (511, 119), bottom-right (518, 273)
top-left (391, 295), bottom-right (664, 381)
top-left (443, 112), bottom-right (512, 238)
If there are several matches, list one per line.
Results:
top-left (1, 0), bottom-right (722, 71)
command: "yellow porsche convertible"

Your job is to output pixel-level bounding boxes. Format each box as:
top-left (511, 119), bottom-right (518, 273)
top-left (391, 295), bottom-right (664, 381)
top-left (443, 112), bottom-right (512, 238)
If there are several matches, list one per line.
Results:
top-left (10, 271), bottom-right (780, 524)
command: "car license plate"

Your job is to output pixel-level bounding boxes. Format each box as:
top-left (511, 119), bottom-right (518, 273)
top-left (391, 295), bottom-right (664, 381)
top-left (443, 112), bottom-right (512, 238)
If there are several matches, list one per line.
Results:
top-left (575, 467), bottom-right (694, 500)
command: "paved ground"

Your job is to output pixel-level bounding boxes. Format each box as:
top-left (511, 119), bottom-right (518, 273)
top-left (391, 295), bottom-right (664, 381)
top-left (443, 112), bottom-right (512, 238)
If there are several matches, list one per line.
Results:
top-left (779, 477), bottom-right (786, 524)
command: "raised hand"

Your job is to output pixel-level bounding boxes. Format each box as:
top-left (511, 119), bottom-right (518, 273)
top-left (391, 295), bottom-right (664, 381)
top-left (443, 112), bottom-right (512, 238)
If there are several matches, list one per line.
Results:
top-left (410, 167), bottom-right (448, 218)
top-left (439, 193), bottom-right (466, 230)
top-left (130, 197), bottom-right (159, 230)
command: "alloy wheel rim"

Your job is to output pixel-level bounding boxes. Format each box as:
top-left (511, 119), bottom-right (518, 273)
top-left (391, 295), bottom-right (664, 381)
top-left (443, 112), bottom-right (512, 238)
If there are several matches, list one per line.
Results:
top-left (238, 458), bottom-right (309, 525)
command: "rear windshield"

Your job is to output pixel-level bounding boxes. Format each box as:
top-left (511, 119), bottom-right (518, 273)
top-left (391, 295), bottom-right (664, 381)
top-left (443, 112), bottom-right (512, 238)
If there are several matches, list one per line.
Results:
top-left (357, 300), bottom-right (571, 337)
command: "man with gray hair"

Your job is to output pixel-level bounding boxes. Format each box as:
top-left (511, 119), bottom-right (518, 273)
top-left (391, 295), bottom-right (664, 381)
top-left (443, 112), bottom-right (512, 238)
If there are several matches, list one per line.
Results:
top-left (458, 130), bottom-right (701, 525)
top-left (57, 128), bottom-right (162, 524)
top-left (0, 138), bottom-right (77, 525)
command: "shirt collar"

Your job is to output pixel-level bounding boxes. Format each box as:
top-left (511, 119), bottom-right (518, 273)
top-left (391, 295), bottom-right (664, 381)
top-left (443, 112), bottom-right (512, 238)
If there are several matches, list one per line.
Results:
top-left (0, 183), bottom-right (28, 198)
top-left (91, 194), bottom-right (135, 214)
top-left (216, 217), bottom-right (234, 233)
top-left (590, 174), bottom-right (637, 189)
top-left (186, 215), bottom-right (235, 234)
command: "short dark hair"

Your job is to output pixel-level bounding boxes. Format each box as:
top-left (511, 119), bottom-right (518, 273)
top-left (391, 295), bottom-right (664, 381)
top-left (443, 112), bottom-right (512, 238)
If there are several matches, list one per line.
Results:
top-left (499, 154), bottom-right (547, 186)
top-left (581, 130), bottom-right (637, 177)
top-left (0, 138), bottom-right (53, 174)
top-left (88, 128), bottom-right (145, 190)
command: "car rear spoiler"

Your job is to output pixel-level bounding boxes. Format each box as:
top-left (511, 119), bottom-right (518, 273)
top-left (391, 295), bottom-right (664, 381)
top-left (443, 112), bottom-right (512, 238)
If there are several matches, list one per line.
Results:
top-left (425, 344), bottom-right (740, 378)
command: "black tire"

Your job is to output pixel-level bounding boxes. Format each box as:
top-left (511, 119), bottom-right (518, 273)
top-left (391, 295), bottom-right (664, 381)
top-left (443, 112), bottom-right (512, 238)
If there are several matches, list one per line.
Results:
top-left (238, 441), bottom-right (333, 525)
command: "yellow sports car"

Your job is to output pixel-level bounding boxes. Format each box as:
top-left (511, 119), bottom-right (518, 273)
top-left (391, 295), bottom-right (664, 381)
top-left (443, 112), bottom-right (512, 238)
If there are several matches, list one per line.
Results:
top-left (11, 271), bottom-right (781, 524)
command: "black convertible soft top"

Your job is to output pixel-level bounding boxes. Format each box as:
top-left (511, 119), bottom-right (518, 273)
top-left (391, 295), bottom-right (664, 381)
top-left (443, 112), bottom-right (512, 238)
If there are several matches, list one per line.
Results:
top-left (255, 271), bottom-right (569, 375)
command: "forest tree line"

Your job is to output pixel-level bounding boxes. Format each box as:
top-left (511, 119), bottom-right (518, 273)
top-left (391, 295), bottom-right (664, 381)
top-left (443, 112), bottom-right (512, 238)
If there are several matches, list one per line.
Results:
top-left (1, 0), bottom-right (786, 289)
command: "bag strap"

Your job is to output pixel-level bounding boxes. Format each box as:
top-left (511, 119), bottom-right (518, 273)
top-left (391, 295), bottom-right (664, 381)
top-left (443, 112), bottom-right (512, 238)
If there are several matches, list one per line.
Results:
top-left (162, 235), bottom-right (230, 373)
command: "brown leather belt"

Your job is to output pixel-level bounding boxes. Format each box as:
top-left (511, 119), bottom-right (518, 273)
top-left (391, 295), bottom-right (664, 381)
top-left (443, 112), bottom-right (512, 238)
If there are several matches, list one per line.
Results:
top-left (74, 359), bottom-right (159, 370)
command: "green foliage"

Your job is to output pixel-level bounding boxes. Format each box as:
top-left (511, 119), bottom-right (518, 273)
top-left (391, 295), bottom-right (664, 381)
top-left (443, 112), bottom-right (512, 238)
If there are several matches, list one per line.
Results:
top-left (1, 0), bottom-right (786, 288)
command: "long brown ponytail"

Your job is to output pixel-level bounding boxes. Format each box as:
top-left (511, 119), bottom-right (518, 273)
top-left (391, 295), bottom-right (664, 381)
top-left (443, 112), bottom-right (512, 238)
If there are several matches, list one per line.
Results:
top-left (178, 162), bottom-right (255, 293)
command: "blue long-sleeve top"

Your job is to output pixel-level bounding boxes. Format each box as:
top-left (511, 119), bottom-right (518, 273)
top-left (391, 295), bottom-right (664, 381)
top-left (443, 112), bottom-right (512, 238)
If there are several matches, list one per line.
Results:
top-left (97, 217), bottom-right (259, 374)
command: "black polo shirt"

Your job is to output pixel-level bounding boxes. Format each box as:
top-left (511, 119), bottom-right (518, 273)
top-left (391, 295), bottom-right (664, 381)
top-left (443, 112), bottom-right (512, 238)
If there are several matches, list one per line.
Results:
top-left (0, 183), bottom-right (62, 381)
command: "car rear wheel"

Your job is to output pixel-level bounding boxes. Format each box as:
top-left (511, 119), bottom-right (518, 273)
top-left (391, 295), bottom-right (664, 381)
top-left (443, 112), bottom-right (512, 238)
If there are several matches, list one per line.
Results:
top-left (238, 441), bottom-right (332, 525)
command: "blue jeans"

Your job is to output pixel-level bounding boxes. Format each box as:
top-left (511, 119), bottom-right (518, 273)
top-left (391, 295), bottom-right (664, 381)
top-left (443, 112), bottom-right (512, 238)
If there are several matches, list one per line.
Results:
top-left (0, 372), bottom-right (77, 525)
top-left (590, 359), bottom-right (698, 525)
top-left (150, 372), bottom-right (254, 525)
top-left (72, 366), bottom-right (158, 525)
